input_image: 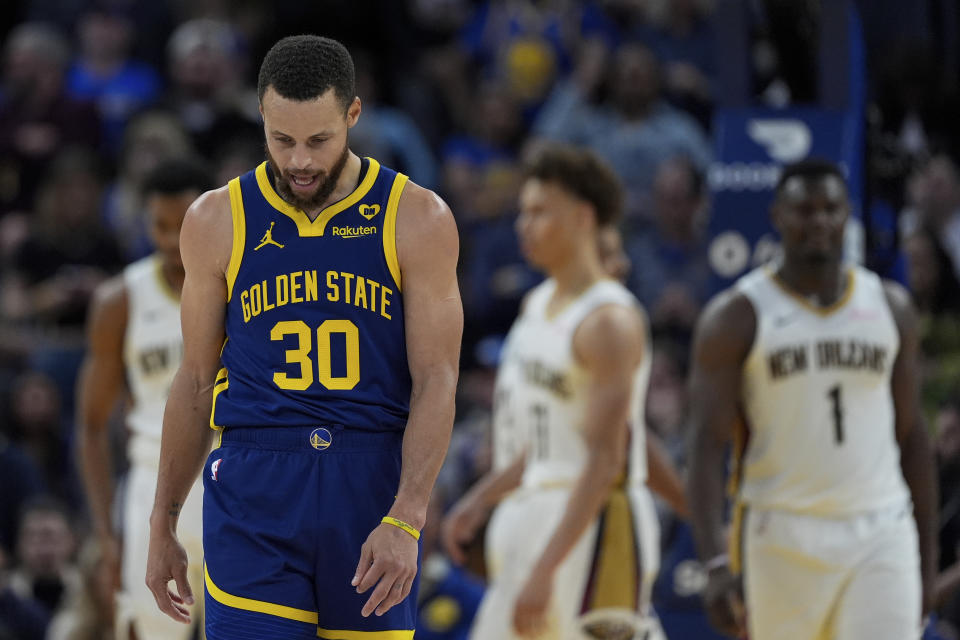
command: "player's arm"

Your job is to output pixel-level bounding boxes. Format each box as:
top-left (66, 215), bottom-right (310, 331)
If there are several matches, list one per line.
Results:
top-left (442, 452), bottom-right (525, 565)
top-left (512, 304), bottom-right (643, 636)
top-left (146, 188), bottom-right (232, 623)
top-left (353, 182), bottom-right (463, 617)
top-left (685, 289), bottom-right (755, 637)
top-left (75, 276), bottom-right (128, 609)
top-left (646, 428), bottom-right (689, 519)
top-left (884, 280), bottom-right (939, 616)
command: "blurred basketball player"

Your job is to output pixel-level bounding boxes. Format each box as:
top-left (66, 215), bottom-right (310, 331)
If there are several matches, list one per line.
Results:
top-left (77, 158), bottom-right (212, 639)
top-left (687, 159), bottom-right (938, 639)
top-left (443, 145), bottom-right (659, 639)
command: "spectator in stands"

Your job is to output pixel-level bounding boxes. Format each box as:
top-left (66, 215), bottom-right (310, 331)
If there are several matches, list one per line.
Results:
top-left (102, 110), bottom-right (194, 260)
top-left (630, 0), bottom-right (715, 124)
top-left (627, 156), bottom-right (710, 334)
top-left (67, 4), bottom-right (162, 154)
top-left (0, 23), bottom-right (101, 215)
top-left (1, 148), bottom-right (123, 331)
top-left (905, 227), bottom-right (960, 422)
top-left (458, 0), bottom-right (618, 113)
top-left (161, 18), bottom-right (260, 159)
top-left (47, 538), bottom-right (116, 640)
top-left (905, 153), bottom-right (960, 281)
top-left (350, 50), bottom-right (439, 190)
top-left (534, 40), bottom-right (711, 220)
top-left (0, 432), bottom-right (45, 552)
top-left (0, 542), bottom-right (50, 640)
top-left (8, 497), bottom-right (79, 615)
top-left (5, 371), bottom-right (77, 507)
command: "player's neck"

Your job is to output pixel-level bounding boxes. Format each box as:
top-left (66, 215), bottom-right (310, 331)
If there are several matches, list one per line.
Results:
top-left (161, 261), bottom-right (185, 297)
top-left (776, 259), bottom-right (847, 306)
top-left (303, 153), bottom-right (362, 219)
top-left (548, 250), bottom-right (607, 299)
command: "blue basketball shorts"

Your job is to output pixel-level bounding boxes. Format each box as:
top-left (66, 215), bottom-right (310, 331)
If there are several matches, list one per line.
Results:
top-left (201, 425), bottom-right (420, 640)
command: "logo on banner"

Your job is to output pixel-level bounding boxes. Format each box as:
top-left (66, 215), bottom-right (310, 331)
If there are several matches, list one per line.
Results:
top-left (747, 119), bottom-right (812, 162)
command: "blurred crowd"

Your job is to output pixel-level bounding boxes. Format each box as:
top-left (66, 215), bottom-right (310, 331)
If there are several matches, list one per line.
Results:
top-left (0, 0), bottom-right (958, 638)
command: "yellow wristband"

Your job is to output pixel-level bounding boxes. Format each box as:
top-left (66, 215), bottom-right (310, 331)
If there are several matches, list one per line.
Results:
top-left (381, 516), bottom-right (420, 541)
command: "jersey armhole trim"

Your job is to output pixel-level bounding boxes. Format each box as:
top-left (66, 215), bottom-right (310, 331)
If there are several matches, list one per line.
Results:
top-left (209, 367), bottom-right (229, 431)
top-left (383, 173), bottom-right (408, 292)
top-left (226, 178), bottom-right (246, 302)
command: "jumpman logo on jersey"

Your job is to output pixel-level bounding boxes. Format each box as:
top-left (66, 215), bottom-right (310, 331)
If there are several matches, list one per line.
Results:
top-left (254, 221), bottom-right (284, 250)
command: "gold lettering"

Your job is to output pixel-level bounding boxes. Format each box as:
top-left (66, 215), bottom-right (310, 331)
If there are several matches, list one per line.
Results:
top-left (355, 276), bottom-right (368, 310)
top-left (262, 279), bottom-right (275, 312)
top-left (275, 274), bottom-right (289, 307)
top-left (241, 289), bottom-right (251, 323)
top-left (381, 286), bottom-right (392, 320)
top-left (341, 272), bottom-right (354, 305)
top-left (250, 284), bottom-right (262, 317)
top-left (291, 271), bottom-right (303, 304)
top-left (305, 270), bottom-right (318, 301)
top-left (326, 270), bottom-right (339, 302)
top-left (367, 279), bottom-right (380, 313)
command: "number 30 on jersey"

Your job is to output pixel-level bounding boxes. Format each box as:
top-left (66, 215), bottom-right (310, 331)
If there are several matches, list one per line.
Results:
top-left (270, 319), bottom-right (360, 391)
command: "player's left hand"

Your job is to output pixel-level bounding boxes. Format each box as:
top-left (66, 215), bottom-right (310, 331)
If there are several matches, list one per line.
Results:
top-left (353, 521), bottom-right (419, 617)
top-left (512, 566), bottom-right (554, 637)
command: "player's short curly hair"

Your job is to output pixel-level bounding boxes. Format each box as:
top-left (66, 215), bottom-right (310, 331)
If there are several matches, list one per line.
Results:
top-left (523, 144), bottom-right (623, 226)
top-left (257, 35), bottom-right (355, 110)
top-left (775, 158), bottom-right (848, 196)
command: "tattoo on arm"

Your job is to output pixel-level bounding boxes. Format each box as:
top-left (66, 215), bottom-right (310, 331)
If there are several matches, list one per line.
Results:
top-left (168, 502), bottom-right (182, 517)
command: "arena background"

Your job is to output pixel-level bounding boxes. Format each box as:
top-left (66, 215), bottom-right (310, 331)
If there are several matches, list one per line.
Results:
top-left (0, 1), bottom-right (959, 638)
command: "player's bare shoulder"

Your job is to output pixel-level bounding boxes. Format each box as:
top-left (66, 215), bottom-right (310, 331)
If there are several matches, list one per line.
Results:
top-left (180, 186), bottom-right (234, 278)
top-left (87, 274), bottom-right (129, 342)
top-left (395, 180), bottom-right (459, 272)
top-left (880, 278), bottom-right (920, 337)
top-left (574, 302), bottom-right (645, 370)
top-left (693, 286), bottom-right (757, 364)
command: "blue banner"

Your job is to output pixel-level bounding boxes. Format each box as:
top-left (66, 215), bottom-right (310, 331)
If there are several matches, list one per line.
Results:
top-left (706, 107), bottom-right (865, 292)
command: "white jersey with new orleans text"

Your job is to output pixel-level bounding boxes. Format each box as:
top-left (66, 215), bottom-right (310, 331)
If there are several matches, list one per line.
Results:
top-left (735, 265), bottom-right (909, 516)
top-left (122, 254), bottom-right (183, 464)
top-left (492, 278), bottom-right (651, 488)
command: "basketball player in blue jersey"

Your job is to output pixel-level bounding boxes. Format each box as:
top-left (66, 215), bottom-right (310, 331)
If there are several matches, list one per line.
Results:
top-left (145, 35), bottom-right (463, 640)
top-left (687, 160), bottom-right (937, 639)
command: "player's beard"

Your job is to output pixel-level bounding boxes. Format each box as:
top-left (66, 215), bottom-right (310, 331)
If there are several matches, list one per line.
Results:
top-left (265, 140), bottom-right (350, 212)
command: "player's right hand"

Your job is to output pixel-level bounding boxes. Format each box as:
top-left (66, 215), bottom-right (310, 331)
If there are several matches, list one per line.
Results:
top-left (703, 565), bottom-right (747, 638)
top-left (440, 493), bottom-right (488, 565)
top-left (145, 529), bottom-right (194, 624)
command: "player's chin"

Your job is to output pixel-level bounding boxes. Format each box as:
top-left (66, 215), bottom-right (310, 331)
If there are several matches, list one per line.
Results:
top-left (800, 246), bottom-right (841, 264)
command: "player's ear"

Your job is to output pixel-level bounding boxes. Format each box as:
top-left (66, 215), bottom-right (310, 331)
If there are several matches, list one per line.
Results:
top-left (346, 97), bottom-right (361, 128)
top-left (770, 197), bottom-right (784, 234)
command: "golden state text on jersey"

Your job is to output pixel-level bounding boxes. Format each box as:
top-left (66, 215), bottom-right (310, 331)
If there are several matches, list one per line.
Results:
top-left (211, 158), bottom-right (411, 432)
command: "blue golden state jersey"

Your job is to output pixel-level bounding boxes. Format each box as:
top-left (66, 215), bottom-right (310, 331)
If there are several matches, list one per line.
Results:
top-left (211, 158), bottom-right (411, 432)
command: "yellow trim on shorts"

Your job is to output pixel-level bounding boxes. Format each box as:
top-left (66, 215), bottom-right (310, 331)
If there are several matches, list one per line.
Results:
top-left (382, 173), bottom-right (407, 291)
top-left (209, 367), bottom-right (229, 431)
top-left (204, 563), bottom-right (319, 624)
top-left (226, 178), bottom-right (246, 302)
top-left (587, 489), bottom-right (638, 611)
top-left (317, 628), bottom-right (414, 640)
top-left (255, 159), bottom-right (381, 237)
